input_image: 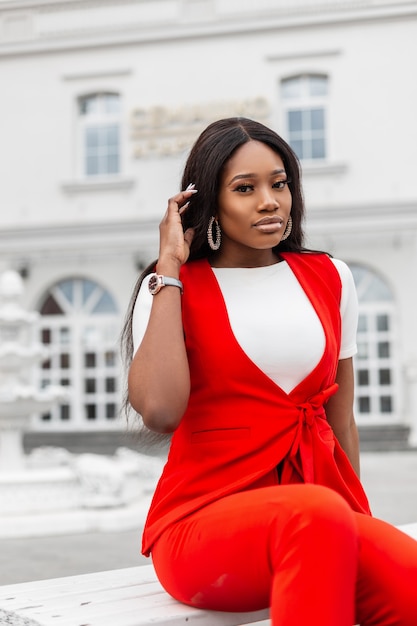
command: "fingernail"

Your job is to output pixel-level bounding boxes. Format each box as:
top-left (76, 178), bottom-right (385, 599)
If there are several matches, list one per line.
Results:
top-left (185, 183), bottom-right (195, 190)
top-left (181, 201), bottom-right (190, 210)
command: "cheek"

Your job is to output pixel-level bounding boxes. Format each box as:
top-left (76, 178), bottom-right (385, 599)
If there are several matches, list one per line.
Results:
top-left (220, 211), bottom-right (248, 234)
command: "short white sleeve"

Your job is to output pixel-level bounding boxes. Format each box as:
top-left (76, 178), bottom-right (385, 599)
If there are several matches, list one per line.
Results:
top-left (132, 274), bottom-right (153, 354)
top-left (330, 258), bottom-right (358, 359)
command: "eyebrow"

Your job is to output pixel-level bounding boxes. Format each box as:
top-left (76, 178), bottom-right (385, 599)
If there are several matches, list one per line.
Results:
top-left (228, 168), bottom-right (286, 185)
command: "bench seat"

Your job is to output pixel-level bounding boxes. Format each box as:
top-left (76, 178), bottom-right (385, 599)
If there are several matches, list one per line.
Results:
top-left (0, 522), bottom-right (416, 626)
top-left (0, 564), bottom-right (269, 626)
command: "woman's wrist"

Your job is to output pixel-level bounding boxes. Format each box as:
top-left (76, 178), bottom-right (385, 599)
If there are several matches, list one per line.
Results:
top-left (156, 257), bottom-right (182, 278)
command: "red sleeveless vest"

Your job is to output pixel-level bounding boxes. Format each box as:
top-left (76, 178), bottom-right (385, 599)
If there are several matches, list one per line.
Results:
top-left (142, 253), bottom-right (371, 556)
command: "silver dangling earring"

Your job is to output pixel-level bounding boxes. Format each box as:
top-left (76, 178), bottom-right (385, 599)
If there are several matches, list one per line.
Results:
top-left (207, 216), bottom-right (221, 251)
top-left (281, 215), bottom-right (292, 241)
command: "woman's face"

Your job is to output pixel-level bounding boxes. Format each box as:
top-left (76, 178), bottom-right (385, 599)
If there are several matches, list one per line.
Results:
top-left (214, 140), bottom-right (292, 267)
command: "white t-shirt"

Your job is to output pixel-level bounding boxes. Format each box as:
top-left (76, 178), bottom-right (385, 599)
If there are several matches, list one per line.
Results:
top-left (132, 258), bottom-right (358, 394)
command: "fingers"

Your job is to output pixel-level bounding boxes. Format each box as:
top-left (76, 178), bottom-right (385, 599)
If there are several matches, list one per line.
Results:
top-left (179, 184), bottom-right (198, 216)
top-left (167, 183), bottom-right (198, 216)
top-left (158, 185), bottom-right (197, 266)
top-left (178, 201), bottom-right (190, 215)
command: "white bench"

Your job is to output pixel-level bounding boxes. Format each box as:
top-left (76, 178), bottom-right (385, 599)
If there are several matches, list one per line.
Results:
top-left (0, 566), bottom-right (269, 626)
top-left (1, 523), bottom-right (416, 626)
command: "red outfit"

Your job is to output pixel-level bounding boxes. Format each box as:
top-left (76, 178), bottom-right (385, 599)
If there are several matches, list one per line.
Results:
top-left (142, 253), bottom-right (417, 625)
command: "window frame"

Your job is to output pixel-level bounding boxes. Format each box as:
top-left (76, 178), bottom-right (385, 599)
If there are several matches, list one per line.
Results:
top-left (280, 73), bottom-right (329, 163)
top-left (349, 264), bottom-right (402, 424)
top-left (35, 278), bottom-right (122, 431)
top-left (77, 92), bottom-right (122, 180)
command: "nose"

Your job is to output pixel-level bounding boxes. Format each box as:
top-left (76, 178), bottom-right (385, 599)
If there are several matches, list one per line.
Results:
top-left (258, 187), bottom-right (278, 211)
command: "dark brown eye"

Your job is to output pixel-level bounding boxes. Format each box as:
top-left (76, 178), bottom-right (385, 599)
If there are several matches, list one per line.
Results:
top-left (235, 184), bottom-right (253, 193)
top-left (273, 180), bottom-right (289, 190)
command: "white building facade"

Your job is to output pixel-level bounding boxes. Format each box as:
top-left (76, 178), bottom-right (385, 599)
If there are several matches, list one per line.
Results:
top-left (1, 0), bottom-right (417, 445)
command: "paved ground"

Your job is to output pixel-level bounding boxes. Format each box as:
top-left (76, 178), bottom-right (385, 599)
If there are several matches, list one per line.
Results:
top-left (0, 449), bottom-right (416, 586)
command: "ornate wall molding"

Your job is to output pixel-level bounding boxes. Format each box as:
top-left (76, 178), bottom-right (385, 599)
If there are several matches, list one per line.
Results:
top-left (1, 1), bottom-right (415, 55)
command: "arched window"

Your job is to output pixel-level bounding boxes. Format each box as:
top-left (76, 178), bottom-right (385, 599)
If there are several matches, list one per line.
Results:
top-left (36, 278), bottom-right (121, 429)
top-left (78, 92), bottom-right (121, 177)
top-left (350, 264), bottom-right (400, 422)
top-left (281, 74), bottom-right (328, 161)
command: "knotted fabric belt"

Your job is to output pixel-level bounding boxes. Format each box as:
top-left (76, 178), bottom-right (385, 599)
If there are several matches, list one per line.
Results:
top-left (282, 383), bottom-right (339, 484)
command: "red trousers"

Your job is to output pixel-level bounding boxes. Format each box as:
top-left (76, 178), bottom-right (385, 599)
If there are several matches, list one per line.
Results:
top-left (152, 484), bottom-right (417, 625)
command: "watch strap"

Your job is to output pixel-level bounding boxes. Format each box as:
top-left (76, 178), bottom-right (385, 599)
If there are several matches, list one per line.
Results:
top-left (161, 276), bottom-right (183, 293)
top-left (148, 273), bottom-right (183, 295)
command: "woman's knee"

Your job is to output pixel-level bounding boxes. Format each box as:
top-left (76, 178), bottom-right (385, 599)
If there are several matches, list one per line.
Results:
top-left (275, 484), bottom-right (355, 526)
top-left (266, 484), bottom-right (357, 553)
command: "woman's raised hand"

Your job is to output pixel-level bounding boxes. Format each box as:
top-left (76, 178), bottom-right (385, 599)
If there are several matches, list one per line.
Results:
top-left (157, 184), bottom-right (197, 272)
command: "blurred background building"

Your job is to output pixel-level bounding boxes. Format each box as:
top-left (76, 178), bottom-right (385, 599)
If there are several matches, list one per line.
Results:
top-left (1, 0), bottom-right (416, 450)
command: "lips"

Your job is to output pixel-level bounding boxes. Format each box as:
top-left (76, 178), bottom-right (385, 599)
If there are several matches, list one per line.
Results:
top-left (253, 216), bottom-right (284, 232)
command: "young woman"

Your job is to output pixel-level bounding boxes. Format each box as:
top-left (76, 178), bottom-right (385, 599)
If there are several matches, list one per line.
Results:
top-left (123, 118), bottom-right (417, 625)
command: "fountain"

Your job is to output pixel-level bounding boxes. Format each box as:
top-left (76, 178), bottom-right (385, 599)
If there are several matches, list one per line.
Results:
top-left (0, 270), bottom-right (163, 538)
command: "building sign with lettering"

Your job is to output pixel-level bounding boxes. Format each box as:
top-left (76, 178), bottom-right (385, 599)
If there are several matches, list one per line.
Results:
top-left (130, 98), bottom-right (270, 157)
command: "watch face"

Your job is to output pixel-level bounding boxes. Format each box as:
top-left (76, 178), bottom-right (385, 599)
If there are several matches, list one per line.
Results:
top-left (148, 274), bottom-right (161, 295)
